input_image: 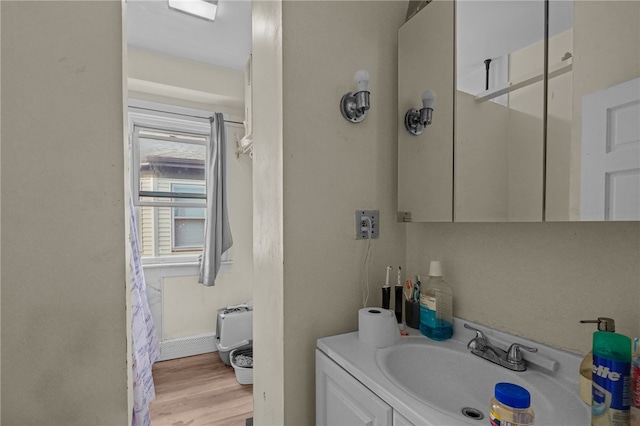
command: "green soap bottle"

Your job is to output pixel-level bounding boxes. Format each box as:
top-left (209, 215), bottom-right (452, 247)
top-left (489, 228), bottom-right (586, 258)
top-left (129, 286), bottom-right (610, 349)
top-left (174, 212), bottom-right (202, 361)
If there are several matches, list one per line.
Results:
top-left (579, 317), bottom-right (616, 405)
top-left (591, 328), bottom-right (632, 426)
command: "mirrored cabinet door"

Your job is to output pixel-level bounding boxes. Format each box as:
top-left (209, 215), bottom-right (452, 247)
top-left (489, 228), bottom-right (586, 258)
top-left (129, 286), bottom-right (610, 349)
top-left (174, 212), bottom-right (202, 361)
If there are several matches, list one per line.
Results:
top-left (397, 0), bottom-right (454, 223)
top-left (547, 1), bottom-right (640, 221)
top-left (454, 0), bottom-right (546, 222)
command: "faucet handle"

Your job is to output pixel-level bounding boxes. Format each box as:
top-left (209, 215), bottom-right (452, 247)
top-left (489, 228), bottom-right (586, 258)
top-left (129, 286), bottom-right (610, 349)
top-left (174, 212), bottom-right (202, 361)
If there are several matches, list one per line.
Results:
top-left (507, 343), bottom-right (538, 363)
top-left (464, 323), bottom-right (487, 339)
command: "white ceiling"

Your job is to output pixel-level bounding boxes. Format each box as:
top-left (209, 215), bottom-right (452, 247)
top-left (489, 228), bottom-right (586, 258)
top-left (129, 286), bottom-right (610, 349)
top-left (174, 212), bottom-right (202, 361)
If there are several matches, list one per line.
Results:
top-left (126, 0), bottom-right (572, 77)
top-left (126, 0), bottom-right (252, 71)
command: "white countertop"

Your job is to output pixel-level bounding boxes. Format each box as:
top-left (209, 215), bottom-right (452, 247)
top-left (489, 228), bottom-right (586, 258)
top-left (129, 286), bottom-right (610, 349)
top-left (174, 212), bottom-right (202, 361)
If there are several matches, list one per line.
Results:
top-left (317, 318), bottom-right (591, 425)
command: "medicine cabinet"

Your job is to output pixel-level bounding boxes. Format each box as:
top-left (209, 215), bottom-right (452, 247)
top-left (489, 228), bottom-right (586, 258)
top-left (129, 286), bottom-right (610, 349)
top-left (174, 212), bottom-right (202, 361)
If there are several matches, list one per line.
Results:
top-left (398, 0), bottom-right (640, 222)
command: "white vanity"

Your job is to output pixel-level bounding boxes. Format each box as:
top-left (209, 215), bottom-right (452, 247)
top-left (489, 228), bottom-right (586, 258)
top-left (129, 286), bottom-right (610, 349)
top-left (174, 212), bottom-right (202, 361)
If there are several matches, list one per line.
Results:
top-left (316, 319), bottom-right (590, 425)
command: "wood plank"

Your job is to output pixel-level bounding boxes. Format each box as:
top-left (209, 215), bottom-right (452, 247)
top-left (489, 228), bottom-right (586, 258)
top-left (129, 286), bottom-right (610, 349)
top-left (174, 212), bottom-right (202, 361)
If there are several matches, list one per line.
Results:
top-left (150, 352), bottom-right (253, 426)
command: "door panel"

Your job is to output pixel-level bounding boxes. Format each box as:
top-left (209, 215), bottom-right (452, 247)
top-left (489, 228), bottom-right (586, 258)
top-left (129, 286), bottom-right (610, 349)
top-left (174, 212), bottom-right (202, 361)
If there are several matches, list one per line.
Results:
top-left (581, 77), bottom-right (640, 220)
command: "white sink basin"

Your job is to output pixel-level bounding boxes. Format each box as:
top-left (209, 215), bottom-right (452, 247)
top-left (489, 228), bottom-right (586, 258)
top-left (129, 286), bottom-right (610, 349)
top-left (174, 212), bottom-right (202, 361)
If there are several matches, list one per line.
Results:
top-left (375, 337), bottom-right (590, 424)
top-left (316, 319), bottom-right (591, 425)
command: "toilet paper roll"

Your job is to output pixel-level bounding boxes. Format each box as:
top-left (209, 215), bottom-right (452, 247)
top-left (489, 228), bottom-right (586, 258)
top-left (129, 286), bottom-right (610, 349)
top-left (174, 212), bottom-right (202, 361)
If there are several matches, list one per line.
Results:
top-left (358, 308), bottom-right (400, 349)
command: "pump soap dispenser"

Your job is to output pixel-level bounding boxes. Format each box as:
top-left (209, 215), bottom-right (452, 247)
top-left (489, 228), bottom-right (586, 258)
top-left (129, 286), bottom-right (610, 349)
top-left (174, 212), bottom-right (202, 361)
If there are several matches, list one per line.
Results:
top-left (579, 317), bottom-right (616, 405)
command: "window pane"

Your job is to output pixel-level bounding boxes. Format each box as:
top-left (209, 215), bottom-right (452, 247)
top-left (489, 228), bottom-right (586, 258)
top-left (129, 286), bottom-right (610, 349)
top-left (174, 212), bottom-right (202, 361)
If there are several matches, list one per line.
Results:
top-left (174, 207), bottom-right (205, 218)
top-left (174, 218), bottom-right (205, 248)
top-left (138, 136), bottom-right (206, 193)
top-left (139, 128), bottom-right (206, 143)
top-left (173, 184), bottom-right (206, 194)
top-left (131, 114), bottom-right (215, 259)
top-left (173, 184), bottom-right (206, 217)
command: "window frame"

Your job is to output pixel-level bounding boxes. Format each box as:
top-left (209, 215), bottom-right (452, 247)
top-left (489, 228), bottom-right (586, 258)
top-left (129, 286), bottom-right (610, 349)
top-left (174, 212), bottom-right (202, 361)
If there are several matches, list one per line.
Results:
top-left (129, 101), bottom-right (219, 266)
top-left (130, 113), bottom-right (210, 209)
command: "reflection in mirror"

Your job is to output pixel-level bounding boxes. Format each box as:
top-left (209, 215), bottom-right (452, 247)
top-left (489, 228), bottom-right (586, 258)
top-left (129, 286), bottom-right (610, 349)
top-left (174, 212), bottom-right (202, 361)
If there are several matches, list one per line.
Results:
top-left (545, 0), bottom-right (574, 221)
top-left (398, 0), bottom-right (454, 222)
top-left (398, 0), bottom-right (639, 222)
top-left (548, 1), bottom-right (640, 221)
top-left (455, 1), bottom-right (555, 222)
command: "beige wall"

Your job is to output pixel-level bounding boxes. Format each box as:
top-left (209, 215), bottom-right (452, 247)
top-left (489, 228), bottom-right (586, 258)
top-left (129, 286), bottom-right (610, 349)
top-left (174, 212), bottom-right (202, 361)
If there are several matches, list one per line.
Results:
top-left (252, 1), bottom-right (407, 424)
top-left (455, 91), bottom-right (510, 221)
top-left (545, 30), bottom-right (574, 221)
top-left (281, 1), bottom-right (407, 423)
top-left (406, 222), bottom-right (640, 354)
top-left (1, 1), bottom-right (128, 423)
top-left (128, 47), bottom-right (244, 120)
top-left (506, 31), bottom-right (544, 221)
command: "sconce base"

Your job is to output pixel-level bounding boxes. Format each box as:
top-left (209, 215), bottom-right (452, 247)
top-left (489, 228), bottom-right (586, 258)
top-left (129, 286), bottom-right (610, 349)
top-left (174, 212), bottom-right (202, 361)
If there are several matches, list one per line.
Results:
top-left (340, 92), bottom-right (367, 123)
top-left (404, 109), bottom-right (424, 135)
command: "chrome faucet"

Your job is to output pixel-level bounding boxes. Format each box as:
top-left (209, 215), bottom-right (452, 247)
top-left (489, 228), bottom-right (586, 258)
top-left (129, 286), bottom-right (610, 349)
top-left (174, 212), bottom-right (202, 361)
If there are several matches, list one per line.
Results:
top-left (464, 323), bottom-right (537, 372)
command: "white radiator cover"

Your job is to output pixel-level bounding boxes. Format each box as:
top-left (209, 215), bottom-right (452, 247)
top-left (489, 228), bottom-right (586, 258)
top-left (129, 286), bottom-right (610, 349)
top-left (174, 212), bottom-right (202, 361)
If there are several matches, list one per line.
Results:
top-left (159, 333), bottom-right (217, 361)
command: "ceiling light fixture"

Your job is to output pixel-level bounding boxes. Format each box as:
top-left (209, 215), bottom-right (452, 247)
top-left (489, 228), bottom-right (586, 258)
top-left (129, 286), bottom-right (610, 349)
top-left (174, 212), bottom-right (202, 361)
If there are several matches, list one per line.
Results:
top-left (168, 0), bottom-right (218, 22)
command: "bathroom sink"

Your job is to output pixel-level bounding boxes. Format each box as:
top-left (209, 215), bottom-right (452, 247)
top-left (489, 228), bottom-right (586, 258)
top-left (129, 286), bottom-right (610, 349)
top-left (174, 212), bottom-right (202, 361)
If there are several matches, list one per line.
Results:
top-left (375, 339), bottom-right (590, 424)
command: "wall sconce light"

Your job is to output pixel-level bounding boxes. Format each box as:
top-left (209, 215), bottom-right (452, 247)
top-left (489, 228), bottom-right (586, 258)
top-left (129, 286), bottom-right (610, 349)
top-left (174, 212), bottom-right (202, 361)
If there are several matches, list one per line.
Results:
top-left (340, 70), bottom-right (371, 123)
top-left (404, 90), bottom-right (435, 135)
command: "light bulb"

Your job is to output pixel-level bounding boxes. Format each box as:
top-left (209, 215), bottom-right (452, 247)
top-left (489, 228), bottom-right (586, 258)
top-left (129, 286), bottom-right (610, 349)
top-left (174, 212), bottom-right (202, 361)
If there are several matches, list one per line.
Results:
top-left (354, 70), bottom-right (370, 92)
top-left (422, 90), bottom-right (435, 109)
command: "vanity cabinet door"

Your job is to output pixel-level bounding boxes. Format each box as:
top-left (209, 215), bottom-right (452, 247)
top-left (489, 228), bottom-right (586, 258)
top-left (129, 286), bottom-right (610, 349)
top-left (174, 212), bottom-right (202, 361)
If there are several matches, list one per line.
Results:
top-left (393, 410), bottom-right (415, 426)
top-left (316, 350), bottom-right (392, 426)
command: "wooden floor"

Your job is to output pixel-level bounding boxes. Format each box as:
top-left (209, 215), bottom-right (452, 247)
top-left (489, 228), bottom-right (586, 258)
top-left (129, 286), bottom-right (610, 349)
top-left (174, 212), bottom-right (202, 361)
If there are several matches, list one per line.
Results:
top-left (150, 352), bottom-right (253, 426)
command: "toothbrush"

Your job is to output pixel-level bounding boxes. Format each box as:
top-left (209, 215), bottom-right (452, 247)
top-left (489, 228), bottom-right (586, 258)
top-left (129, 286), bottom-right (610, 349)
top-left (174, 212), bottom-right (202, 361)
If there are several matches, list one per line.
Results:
top-left (382, 266), bottom-right (392, 310)
top-left (405, 279), bottom-right (413, 301)
top-left (413, 275), bottom-right (421, 302)
top-left (394, 267), bottom-right (403, 323)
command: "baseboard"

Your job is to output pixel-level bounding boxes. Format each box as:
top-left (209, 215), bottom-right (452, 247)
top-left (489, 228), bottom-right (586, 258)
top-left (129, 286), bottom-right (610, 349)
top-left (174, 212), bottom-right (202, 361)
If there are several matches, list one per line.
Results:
top-left (159, 333), bottom-right (217, 361)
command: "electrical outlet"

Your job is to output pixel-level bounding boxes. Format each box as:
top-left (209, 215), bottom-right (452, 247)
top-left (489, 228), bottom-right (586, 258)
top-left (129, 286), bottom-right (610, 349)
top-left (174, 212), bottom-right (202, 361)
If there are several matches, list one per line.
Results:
top-left (355, 210), bottom-right (379, 239)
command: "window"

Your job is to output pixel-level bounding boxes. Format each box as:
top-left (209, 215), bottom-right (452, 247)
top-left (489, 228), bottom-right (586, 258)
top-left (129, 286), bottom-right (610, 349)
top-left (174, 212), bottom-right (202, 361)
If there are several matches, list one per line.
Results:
top-left (129, 104), bottom-right (212, 262)
top-left (172, 183), bottom-right (205, 250)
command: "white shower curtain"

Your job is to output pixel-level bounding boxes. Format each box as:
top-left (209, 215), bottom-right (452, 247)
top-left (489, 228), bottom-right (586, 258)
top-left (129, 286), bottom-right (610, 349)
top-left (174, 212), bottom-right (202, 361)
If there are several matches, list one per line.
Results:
top-left (199, 112), bottom-right (233, 286)
top-left (130, 197), bottom-right (160, 426)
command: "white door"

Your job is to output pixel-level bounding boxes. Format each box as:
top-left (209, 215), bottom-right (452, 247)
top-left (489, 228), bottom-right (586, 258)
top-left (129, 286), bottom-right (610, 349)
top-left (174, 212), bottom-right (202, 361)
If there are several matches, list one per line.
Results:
top-left (581, 77), bottom-right (640, 220)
